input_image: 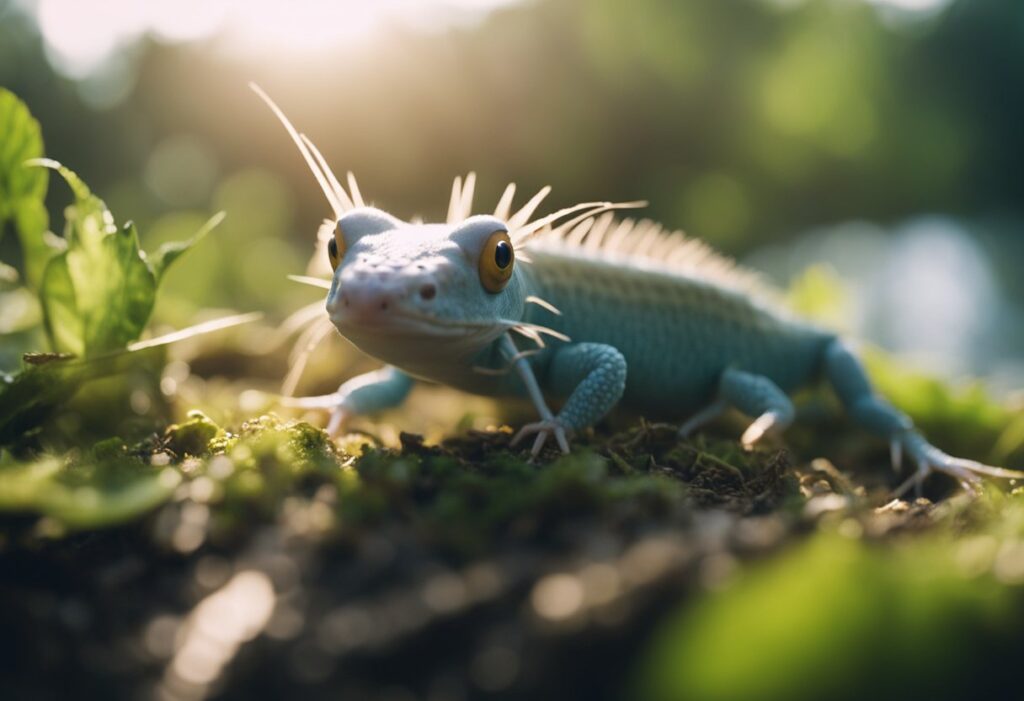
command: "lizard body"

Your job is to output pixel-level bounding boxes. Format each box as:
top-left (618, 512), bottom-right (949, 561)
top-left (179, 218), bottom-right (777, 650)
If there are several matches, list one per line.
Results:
top-left (255, 85), bottom-right (1022, 495)
top-left (517, 243), bottom-right (831, 417)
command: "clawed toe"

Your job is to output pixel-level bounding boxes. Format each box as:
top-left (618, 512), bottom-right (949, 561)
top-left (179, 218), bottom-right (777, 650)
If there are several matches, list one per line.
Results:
top-left (892, 435), bottom-right (1024, 499)
top-left (512, 419), bottom-right (571, 458)
top-left (740, 411), bottom-right (788, 449)
top-left (277, 393), bottom-right (350, 437)
top-left (893, 463), bottom-right (982, 499)
top-left (326, 406), bottom-right (351, 437)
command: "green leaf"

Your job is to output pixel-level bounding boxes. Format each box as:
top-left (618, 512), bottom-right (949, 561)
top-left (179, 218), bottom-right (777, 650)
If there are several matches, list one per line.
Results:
top-left (28, 158), bottom-right (117, 249)
top-left (39, 251), bottom-right (84, 355)
top-left (0, 353), bottom-right (118, 445)
top-left (13, 198), bottom-right (58, 288)
top-left (0, 89), bottom-right (59, 289)
top-left (76, 221), bottom-right (157, 354)
top-left (35, 160), bottom-right (156, 356)
top-left (33, 159), bottom-right (218, 356)
top-left (0, 452), bottom-right (181, 530)
top-left (0, 88), bottom-right (47, 216)
top-left (0, 313), bottom-right (260, 447)
top-left (149, 210), bottom-right (225, 282)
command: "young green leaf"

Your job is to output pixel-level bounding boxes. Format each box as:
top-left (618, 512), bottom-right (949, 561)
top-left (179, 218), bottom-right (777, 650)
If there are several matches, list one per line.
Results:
top-left (0, 88), bottom-right (58, 289)
top-left (77, 221), bottom-right (157, 354)
top-left (32, 159), bottom-right (219, 356)
top-left (38, 250), bottom-right (84, 355)
top-left (34, 160), bottom-right (149, 355)
top-left (0, 88), bottom-right (47, 217)
top-left (28, 158), bottom-right (117, 248)
top-left (12, 198), bottom-right (57, 289)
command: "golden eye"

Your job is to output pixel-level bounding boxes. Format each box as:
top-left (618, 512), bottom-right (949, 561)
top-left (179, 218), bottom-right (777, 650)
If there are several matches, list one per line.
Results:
top-left (328, 223), bottom-right (346, 270)
top-left (478, 230), bottom-right (514, 293)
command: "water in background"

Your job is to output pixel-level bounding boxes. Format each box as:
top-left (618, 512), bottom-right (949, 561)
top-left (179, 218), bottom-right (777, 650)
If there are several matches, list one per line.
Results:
top-left (749, 217), bottom-right (1024, 393)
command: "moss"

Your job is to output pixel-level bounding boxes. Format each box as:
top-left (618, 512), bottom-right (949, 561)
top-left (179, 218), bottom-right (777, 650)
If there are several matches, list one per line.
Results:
top-left (163, 409), bottom-right (222, 457)
top-left (4, 393), bottom-right (1024, 699)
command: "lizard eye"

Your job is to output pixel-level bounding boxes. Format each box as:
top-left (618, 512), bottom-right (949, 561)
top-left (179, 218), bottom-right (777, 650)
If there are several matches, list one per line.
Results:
top-left (478, 230), bottom-right (514, 293)
top-left (328, 223), bottom-right (347, 270)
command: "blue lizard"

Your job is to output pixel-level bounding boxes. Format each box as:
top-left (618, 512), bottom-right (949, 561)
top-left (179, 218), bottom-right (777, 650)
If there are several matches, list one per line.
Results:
top-left (254, 85), bottom-right (1023, 497)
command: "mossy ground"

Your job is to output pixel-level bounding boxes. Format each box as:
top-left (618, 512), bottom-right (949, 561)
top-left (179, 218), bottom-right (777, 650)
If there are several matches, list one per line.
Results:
top-left (4, 389), bottom-right (1024, 701)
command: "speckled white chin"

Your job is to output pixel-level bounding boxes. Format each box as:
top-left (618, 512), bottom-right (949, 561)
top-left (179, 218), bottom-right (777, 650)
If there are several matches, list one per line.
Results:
top-left (335, 319), bottom-right (502, 381)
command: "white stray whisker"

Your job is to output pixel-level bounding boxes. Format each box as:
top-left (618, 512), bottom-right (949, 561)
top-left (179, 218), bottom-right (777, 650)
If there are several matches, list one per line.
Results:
top-left (299, 134), bottom-right (354, 210)
top-left (287, 274), bottom-right (332, 290)
top-left (250, 83), bottom-right (343, 219)
top-left (282, 316), bottom-right (335, 396)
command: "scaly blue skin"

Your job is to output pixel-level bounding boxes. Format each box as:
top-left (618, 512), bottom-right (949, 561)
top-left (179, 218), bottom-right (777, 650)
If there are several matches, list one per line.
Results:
top-left (288, 207), bottom-right (1022, 497)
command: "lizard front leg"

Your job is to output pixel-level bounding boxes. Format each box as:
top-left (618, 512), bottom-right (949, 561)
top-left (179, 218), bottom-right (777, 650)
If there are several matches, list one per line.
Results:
top-left (282, 365), bottom-right (414, 436)
top-left (511, 341), bottom-right (627, 458)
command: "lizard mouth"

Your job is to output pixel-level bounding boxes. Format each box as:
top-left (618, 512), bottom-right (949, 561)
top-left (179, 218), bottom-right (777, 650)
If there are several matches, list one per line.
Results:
top-left (332, 309), bottom-right (482, 339)
top-left (331, 306), bottom-right (568, 349)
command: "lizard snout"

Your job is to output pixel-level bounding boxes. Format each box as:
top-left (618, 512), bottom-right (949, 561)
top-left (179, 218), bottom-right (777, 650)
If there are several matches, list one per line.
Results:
top-left (327, 257), bottom-right (442, 327)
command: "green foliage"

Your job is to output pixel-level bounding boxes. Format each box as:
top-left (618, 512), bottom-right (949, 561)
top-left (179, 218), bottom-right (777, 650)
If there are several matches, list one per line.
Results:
top-left (32, 158), bottom-right (211, 357)
top-left (0, 92), bottom-right (241, 448)
top-left (0, 349), bottom-right (158, 446)
top-left (785, 263), bottom-right (853, 334)
top-left (0, 445), bottom-right (181, 530)
top-left (0, 89), bottom-right (46, 209)
top-left (0, 87), bottom-right (58, 289)
top-left (635, 515), bottom-right (1024, 701)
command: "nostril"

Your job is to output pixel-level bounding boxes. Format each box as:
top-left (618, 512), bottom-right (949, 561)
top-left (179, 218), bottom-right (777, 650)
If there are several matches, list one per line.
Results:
top-left (342, 294), bottom-right (350, 307)
top-left (419, 284), bottom-right (436, 301)
top-left (380, 300), bottom-right (389, 311)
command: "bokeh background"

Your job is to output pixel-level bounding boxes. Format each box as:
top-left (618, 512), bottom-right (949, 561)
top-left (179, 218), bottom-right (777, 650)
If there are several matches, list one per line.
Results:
top-left (6, 5), bottom-right (1024, 700)
top-left (2, 0), bottom-right (1023, 390)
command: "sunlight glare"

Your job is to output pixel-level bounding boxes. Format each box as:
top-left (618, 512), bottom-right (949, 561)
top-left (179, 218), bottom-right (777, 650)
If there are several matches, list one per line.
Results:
top-left (28, 0), bottom-right (521, 79)
top-left (862, 0), bottom-right (952, 14)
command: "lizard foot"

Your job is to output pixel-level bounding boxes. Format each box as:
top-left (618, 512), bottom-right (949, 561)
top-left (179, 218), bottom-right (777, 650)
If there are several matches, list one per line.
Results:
top-left (893, 433), bottom-right (1024, 499)
top-left (279, 393), bottom-right (351, 438)
top-left (740, 410), bottom-right (788, 449)
top-left (511, 418), bottom-right (572, 459)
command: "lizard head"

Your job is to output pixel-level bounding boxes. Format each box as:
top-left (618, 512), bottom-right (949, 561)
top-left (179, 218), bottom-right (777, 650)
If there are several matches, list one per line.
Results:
top-left (250, 83), bottom-right (632, 373)
top-left (323, 207), bottom-right (528, 361)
